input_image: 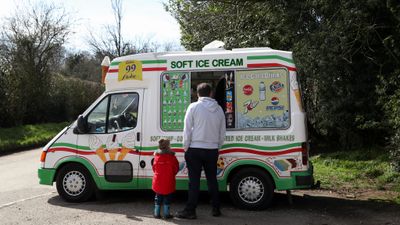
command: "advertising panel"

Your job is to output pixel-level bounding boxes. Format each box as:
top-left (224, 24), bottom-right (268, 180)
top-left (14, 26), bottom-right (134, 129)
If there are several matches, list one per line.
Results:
top-left (160, 72), bottom-right (190, 131)
top-left (236, 69), bottom-right (290, 129)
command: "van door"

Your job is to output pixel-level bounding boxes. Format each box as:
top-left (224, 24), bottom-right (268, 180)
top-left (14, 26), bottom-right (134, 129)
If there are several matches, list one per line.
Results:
top-left (77, 90), bottom-right (143, 186)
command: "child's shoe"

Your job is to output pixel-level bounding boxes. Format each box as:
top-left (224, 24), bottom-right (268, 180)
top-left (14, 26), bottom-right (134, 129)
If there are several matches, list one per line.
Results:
top-left (154, 204), bottom-right (161, 219)
top-left (163, 204), bottom-right (173, 219)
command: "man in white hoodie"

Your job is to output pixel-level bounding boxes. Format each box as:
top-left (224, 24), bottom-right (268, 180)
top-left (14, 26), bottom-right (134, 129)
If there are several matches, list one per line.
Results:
top-left (176, 83), bottom-right (226, 219)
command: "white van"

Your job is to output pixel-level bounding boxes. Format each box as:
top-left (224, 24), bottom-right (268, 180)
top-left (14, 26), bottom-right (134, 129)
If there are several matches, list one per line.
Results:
top-left (38, 42), bottom-right (313, 210)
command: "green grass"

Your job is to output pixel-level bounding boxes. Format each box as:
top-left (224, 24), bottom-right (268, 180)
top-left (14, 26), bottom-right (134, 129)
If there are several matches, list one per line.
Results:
top-left (311, 149), bottom-right (400, 194)
top-left (0, 122), bottom-right (70, 153)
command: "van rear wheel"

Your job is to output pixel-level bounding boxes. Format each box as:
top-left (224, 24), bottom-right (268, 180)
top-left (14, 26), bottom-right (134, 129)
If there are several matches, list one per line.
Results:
top-left (229, 168), bottom-right (274, 210)
top-left (56, 163), bottom-right (94, 202)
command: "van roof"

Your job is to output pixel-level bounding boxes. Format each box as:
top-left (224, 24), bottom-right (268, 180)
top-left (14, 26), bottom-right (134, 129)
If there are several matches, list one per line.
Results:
top-left (104, 47), bottom-right (295, 92)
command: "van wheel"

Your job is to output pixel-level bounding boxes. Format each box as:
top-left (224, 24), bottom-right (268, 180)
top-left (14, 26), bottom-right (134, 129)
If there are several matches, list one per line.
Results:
top-left (56, 163), bottom-right (94, 202)
top-left (229, 168), bottom-right (274, 210)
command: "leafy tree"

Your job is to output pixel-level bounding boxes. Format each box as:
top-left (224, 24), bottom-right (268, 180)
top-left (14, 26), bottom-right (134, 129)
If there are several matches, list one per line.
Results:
top-left (166, 0), bottom-right (400, 150)
top-left (62, 51), bottom-right (102, 82)
top-left (0, 2), bottom-right (70, 126)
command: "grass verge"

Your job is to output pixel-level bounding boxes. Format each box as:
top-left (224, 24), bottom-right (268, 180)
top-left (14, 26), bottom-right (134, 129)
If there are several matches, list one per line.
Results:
top-left (311, 149), bottom-right (400, 203)
top-left (0, 122), bottom-right (70, 153)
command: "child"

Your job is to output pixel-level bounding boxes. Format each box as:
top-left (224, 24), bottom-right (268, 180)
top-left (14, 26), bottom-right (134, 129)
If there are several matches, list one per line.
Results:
top-left (152, 139), bottom-right (179, 219)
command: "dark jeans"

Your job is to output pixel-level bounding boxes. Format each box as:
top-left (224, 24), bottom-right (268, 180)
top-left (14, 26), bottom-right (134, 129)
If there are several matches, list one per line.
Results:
top-left (155, 193), bottom-right (172, 205)
top-left (184, 147), bottom-right (219, 211)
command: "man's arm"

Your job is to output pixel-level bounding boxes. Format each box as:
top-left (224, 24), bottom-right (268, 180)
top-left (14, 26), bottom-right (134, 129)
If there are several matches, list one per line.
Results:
top-left (183, 105), bottom-right (193, 151)
top-left (218, 109), bottom-right (226, 149)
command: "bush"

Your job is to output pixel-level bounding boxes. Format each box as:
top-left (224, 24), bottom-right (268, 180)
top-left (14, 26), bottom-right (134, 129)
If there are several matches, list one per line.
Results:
top-left (0, 122), bottom-right (69, 152)
top-left (47, 74), bottom-right (104, 122)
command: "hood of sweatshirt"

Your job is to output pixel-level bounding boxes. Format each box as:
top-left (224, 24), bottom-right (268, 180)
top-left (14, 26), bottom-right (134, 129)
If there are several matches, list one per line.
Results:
top-left (154, 149), bottom-right (176, 155)
top-left (198, 97), bottom-right (220, 112)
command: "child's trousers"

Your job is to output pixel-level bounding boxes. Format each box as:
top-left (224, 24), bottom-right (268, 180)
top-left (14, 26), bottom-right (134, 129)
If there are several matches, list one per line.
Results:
top-left (154, 193), bottom-right (173, 218)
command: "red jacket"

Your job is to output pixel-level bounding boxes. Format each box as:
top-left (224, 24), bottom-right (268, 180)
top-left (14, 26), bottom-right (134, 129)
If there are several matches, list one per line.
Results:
top-left (152, 150), bottom-right (179, 195)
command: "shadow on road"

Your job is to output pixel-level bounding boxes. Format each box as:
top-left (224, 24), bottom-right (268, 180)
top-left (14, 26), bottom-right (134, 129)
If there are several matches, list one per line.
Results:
top-left (47, 190), bottom-right (400, 224)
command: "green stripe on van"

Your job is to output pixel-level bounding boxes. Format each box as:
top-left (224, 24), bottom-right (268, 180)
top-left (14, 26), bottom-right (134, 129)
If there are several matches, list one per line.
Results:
top-left (51, 142), bottom-right (91, 151)
top-left (247, 55), bottom-right (294, 64)
top-left (136, 143), bottom-right (182, 151)
top-left (51, 142), bottom-right (301, 152)
top-left (110, 59), bottom-right (167, 66)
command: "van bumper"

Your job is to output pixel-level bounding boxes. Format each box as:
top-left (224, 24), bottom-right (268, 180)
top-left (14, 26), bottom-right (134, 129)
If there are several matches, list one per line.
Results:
top-left (291, 163), bottom-right (314, 188)
top-left (275, 163), bottom-right (314, 190)
top-left (38, 168), bottom-right (56, 185)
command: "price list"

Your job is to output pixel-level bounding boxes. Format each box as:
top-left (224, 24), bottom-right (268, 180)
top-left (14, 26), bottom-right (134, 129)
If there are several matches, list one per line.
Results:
top-left (161, 72), bottom-right (190, 131)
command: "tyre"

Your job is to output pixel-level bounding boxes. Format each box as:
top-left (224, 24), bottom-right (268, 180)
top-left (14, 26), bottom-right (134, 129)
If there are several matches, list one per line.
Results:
top-left (229, 168), bottom-right (274, 210)
top-left (56, 163), bottom-right (95, 202)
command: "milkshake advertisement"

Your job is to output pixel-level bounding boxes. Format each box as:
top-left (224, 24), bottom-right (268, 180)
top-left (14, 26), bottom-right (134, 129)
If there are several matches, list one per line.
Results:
top-left (236, 69), bottom-right (290, 129)
top-left (161, 72), bottom-right (190, 131)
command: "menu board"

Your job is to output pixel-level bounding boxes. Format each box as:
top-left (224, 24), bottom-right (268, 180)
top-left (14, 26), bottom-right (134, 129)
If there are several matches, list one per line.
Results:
top-left (236, 69), bottom-right (290, 129)
top-left (161, 72), bottom-right (190, 131)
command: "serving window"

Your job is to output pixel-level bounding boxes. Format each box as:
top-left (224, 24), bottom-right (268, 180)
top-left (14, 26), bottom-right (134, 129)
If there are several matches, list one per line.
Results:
top-left (160, 68), bottom-right (290, 131)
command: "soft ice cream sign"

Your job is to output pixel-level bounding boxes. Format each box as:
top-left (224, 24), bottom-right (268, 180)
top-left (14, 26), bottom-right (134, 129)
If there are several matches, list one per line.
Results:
top-left (168, 56), bottom-right (246, 70)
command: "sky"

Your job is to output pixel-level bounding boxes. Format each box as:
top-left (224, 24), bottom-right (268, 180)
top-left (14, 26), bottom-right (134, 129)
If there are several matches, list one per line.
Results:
top-left (0, 0), bottom-right (182, 52)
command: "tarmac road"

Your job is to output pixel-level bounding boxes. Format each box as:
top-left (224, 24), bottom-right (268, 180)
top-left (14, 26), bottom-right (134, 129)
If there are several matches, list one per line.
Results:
top-left (0, 148), bottom-right (399, 225)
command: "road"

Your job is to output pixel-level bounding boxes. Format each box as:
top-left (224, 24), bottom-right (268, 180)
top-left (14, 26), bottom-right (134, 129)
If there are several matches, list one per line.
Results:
top-left (0, 148), bottom-right (399, 225)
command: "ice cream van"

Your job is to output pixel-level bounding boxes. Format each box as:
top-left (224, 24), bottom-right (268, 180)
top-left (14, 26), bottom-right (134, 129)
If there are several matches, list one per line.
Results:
top-left (38, 41), bottom-right (313, 210)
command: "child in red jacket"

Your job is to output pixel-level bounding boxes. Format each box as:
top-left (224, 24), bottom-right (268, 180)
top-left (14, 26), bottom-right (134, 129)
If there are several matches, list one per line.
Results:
top-left (152, 139), bottom-right (179, 219)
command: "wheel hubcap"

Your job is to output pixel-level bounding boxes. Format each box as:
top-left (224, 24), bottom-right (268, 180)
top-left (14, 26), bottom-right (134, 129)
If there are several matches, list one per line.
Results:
top-left (63, 171), bottom-right (86, 196)
top-left (237, 176), bottom-right (264, 204)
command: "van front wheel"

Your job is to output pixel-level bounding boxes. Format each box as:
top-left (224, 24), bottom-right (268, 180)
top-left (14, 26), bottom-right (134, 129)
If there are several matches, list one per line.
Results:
top-left (56, 163), bottom-right (94, 202)
top-left (229, 168), bottom-right (274, 210)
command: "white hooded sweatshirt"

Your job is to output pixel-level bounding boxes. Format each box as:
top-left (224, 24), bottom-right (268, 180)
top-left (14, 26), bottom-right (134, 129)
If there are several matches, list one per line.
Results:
top-left (183, 97), bottom-right (226, 151)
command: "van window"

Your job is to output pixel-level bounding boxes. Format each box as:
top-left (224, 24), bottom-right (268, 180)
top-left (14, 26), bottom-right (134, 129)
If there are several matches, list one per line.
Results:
top-left (87, 97), bottom-right (109, 133)
top-left (87, 93), bottom-right (139, 134)
top-left (190, 70), bottom-right (236, 128)
top-left (108, 93), bottom-right (138, 132)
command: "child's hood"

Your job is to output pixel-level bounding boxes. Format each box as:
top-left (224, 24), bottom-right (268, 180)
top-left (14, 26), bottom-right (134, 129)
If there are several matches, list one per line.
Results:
top-left (154, 149), bottom-right (176, 156)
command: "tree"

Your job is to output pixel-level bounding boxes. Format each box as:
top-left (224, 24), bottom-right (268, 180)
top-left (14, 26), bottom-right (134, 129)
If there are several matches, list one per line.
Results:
top-left (0, 2), bottom-right (70, 126)
top-left (88, 0), bottom-right (181, 59)
top-left (166, 0), bottom-right (400, 150)
top-left (88, 0), bottom-right (130, 57)
top-left (62, 51), bottom-right (101, 82)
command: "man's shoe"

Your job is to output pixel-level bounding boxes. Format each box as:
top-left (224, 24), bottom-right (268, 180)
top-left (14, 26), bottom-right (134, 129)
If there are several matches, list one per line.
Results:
top-left (163, 214), bottom-right (173, 219)
top-left (212, 207), bottom-right (221, 217)
top-left (176, 210), bottom-right (197, 219)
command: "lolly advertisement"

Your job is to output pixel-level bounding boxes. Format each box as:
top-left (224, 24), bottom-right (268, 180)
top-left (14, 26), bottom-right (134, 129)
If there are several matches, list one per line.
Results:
top-left (236, 69), bottom-right (290, 129)
top-left (161, 72), bottom-right (190, 131)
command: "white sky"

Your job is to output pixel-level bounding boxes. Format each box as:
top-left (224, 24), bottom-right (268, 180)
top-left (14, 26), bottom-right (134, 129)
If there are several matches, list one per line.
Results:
top-left (0, 0), bottom-right (182, 52)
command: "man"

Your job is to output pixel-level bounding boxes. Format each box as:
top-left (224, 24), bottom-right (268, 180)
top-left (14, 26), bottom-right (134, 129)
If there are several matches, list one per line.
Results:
top-left (177, 83), bottom-right (226, 219)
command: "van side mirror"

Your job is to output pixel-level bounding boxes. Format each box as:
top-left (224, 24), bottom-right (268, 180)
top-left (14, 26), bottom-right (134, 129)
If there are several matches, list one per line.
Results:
top-left (73, 115), bottom-right (88, 134)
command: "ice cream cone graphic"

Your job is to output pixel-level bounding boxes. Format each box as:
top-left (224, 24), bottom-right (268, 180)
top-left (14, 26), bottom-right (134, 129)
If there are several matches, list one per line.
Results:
top-left (294, 90), bottom-right (301, 106)
top-left (118, 147), bottom-right (131, 160)
top-left (106, 136), bottom-right (119, 160)
top-left (109, 148), bottom-right (118, 160)
top-left (119, 132), bottom-right (136, 160)
top-left (290, 73), bottom-right (303, 110)
top-left (89, 136), bottom-right (107, 162)
top-left (96, 147), bottom-right (107, 162)
top-left (101, 56), bottom-right (110, 84)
